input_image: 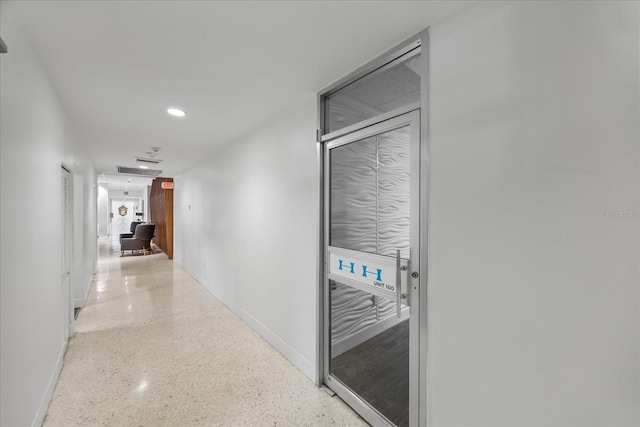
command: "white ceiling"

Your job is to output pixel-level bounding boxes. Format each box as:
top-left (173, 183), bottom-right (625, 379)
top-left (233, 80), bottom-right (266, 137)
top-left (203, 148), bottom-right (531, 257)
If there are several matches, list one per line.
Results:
top-left (98, 173), bottom-right (153, 193)
top-left (10, 0), bottom-right (472, 188)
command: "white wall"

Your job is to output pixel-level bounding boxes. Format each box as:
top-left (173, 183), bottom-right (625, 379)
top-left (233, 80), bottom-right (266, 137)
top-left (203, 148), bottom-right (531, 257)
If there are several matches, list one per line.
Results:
top-left (173, 5), bottom-right (639, 425)
top-left (110, 189), bottom-right (146, 224)
top-left (86, 182), bottom-right (97, 277)
top-left (0, 3), bottom-right (97, 425)
top-left (3, 1), bottom-right (630, 426)
top-left (428, 1), bottom-right (639, 425)
top-left (174, 96), bottom-right (319, 380)
top-left (109, 189), bottom-right (143, 199)
top-left (72, 174), bottom-right (85, 307)
top-left (97, 188), bottom-right (146, 237)
top-left (71, 174), bottom-right (97, 307)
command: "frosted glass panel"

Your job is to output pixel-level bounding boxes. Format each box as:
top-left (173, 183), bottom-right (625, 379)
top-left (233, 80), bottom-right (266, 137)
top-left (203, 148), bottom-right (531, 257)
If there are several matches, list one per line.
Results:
top-left (376, 128), bottom-right (411, 258)
top-left (329, 125), bottom-right (411, 347)
top-left (329, 127), bottom-right (410, 259)
top-left (325, 51), bottom-right (421, 133)
top-left (330, 137), bottom-right (377, 253)
top-left (328, 124), bottom-right (412, 427)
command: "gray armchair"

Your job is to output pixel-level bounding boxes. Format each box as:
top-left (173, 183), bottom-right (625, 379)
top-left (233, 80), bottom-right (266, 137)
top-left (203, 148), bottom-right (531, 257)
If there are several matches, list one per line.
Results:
top-left (119, 221), bottom-right (143, 244)
top-left (120, 223), bottom-right (155, 256)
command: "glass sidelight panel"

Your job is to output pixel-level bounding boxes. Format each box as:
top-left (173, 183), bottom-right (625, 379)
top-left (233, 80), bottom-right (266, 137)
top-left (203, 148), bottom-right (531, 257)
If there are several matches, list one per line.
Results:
top-left (327, 121), bottom-right (413, 427)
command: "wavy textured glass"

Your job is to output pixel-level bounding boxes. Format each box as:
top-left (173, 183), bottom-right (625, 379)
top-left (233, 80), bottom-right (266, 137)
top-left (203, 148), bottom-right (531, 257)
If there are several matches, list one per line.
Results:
top-left (329, 127), bottom-right (410, 346)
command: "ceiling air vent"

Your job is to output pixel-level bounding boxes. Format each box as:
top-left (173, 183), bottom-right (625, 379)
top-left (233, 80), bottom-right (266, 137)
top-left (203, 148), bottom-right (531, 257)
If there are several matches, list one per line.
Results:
top-left (117, 166), bottom-right (163, 177)
top-left (135, 157), bottom-right (162, 165)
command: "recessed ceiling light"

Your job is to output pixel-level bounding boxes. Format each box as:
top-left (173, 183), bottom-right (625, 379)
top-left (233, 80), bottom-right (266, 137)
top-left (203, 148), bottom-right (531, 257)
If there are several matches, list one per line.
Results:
top-left (139, 165), bottom-right (149, 169)
top-left (167, 108), bottom-right (186, 117)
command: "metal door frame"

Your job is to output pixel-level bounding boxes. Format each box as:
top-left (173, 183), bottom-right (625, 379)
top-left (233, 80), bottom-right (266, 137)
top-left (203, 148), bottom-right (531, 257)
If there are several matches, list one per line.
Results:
top-left (316, 28), bottom-right (430, 427)
top-left (322, 110), bottom-right (421, 427)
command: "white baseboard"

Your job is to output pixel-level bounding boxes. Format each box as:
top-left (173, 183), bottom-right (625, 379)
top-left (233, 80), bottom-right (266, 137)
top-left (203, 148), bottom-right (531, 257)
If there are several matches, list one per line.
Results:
top-left (32, 339), bottom-right (67, 427)
top-left (74, 276), bottom-right (93, 308)
top-left (73, 277), bottom-right (93, 308)
top-left (177, 261), bottom-right (315, 382)
top-left (174, 261), bottom-right (230, 310)
top-left (238, 308), bottom-right (315, 381)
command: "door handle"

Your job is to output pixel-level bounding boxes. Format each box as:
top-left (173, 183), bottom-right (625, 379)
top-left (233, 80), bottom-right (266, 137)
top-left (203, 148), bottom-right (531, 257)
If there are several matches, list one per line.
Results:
top-left (396, 250), bottom-right (408, 318)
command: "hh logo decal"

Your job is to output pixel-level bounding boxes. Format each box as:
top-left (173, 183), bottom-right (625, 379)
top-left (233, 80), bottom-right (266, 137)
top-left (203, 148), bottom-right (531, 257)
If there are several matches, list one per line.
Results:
top-left (338, 259), bottom-right (382, 281)
top-left (328, 247), bottom-right (400, 297)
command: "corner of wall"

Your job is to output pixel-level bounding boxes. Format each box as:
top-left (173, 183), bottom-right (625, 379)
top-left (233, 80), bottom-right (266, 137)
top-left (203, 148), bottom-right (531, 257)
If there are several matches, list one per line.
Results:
top-left (31, 340), bottom-right (67, 427)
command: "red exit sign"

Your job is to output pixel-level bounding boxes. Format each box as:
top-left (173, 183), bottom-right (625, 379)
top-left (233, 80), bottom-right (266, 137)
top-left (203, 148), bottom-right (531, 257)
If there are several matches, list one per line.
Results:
top-left (161, 181), bottom-right (174, 190)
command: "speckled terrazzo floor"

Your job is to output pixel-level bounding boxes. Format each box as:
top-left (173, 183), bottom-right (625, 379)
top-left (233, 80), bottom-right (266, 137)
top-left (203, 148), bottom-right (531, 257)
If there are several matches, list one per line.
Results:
top-left (43, 237), bottom-right (367, 427)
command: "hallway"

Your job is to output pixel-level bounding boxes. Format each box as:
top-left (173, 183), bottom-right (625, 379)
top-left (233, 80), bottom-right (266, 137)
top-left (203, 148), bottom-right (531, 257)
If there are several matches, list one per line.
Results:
top-left (43, 238), bottom-right (366, 426)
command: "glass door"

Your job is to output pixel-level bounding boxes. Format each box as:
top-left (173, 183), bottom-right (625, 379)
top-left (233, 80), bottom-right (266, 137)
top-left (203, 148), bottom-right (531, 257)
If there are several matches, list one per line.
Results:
top-left (323, 110), bottom-right (420, 427)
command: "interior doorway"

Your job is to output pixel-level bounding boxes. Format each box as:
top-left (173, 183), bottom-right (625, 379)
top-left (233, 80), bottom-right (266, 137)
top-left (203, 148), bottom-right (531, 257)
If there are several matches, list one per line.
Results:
top-left (322, 111), bottom-right (421, 427)
top-left (109, 198), bottom-right (142, 236)
top-left (318, 34), bottom-right (428, 427)
top-left (61, 166), bottom-right (73, 339)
